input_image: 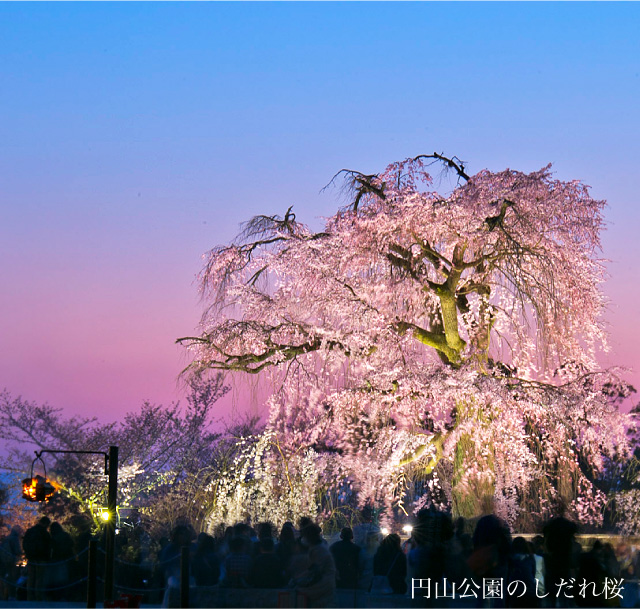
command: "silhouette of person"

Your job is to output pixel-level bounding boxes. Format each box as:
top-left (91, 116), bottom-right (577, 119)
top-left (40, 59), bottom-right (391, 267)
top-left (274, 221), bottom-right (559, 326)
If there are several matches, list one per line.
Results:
top-left (221, 536), bottom-right (252, 588)
top-left (192, 533), bottom-right (220, 586)
top-left (543, 510), bottom-right (578, 607)
top-left (22, 516), bottom-right (51, 601)
top-left (373, 533), bottom-right (406, 594)
top-left (48, 522), bottom-right (74, 600)
top-left (296, 524), bottom-right (336, 608)
top-left (159, 524), bottom-right (193, 606)
top-left (249, 538), bottom-right (285, 588)
top-left (330, 527), bottom-right (361, 589)
top-left (0, 526), bottom-right (23, 600)
top-left (508, 536), bottom-right (537, 608)
top-left (409, 508), bottom-right (462, 608)
top-left (275, 523), bottom-right (296, 574)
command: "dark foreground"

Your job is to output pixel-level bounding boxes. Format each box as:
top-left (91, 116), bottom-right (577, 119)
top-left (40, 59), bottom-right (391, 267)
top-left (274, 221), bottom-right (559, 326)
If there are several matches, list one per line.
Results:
top-left (1, 580), bottom-right (640, 609)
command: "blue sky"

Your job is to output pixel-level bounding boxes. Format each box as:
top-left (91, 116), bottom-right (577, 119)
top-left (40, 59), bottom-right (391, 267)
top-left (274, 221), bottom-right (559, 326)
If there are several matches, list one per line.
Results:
top-left (1, 2), bottom-right (638, 419)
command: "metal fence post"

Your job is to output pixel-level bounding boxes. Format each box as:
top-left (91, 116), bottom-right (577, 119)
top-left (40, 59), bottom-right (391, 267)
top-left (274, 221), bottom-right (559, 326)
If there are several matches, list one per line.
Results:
top-left (180, 545), bottom-right (190, 608)
top-left (87, 539), bottom-right (97, 608)
top-left (104, 445), bottom-right (118, 602)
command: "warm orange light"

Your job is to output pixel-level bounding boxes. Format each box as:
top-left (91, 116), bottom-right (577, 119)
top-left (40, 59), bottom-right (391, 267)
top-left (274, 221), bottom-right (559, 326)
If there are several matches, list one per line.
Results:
top-left (22, 477), bottom-right (37, 501)
top-left (22, 475), bottom-right (56, 502)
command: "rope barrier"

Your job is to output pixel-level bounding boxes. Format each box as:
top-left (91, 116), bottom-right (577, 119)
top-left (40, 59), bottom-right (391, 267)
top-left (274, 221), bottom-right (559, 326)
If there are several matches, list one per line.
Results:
top-left (113, 555), bottom-right (156, 568)
top-left (112, 552), bottom-right (182, 567)
top-left (0, 573), bottom-right (88, 592)
top-left (155, 554), bottom-right (193, 566)
top-left (112, 583), bottom-right (167, 593)
top-left (0, 545), bottom-right (89, 567)
top-left (98, 575), bottom-right (180, 595)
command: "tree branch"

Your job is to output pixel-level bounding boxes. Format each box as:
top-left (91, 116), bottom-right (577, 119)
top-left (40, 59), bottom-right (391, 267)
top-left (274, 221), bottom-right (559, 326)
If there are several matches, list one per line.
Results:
top-left (413, 152), bottom-right (470, 182)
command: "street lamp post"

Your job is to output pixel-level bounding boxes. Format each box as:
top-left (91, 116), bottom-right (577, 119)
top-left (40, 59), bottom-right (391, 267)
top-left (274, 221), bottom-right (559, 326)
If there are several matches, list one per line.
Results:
top-left (22, 446), bottom-right (119, 602)
top-left (104, 445), bottom-right (118, 602)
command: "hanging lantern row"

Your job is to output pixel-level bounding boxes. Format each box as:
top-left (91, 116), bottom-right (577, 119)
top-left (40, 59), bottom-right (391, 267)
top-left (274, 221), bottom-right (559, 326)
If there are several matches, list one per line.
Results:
top-left (22, 454), bottom-right (56, 502)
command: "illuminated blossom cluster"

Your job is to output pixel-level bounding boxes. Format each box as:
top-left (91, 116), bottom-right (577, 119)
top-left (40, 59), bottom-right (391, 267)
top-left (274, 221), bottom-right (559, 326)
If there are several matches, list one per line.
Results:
top-left (615, 490), bottom-right (640, 536)
top-left (181, 155), bottom-right (632, 528)
top-left (205, 430), bottom-right (321, 532)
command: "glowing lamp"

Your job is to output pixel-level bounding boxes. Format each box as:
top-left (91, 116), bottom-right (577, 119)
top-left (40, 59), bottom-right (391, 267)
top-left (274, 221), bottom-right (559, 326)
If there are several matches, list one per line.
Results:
top-left (380, 527), bottom-right (390, 536)
top-left (100, 510), bottom-right (111, 522)
top-left (402, 524), bottom-right (413, 534)
top-left (22, 475), bottom-right (56, 502)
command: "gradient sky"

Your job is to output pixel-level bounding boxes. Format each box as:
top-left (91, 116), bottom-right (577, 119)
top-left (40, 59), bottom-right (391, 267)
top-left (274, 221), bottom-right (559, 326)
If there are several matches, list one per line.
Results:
top-left (1, 3), bottom-right (639, 423)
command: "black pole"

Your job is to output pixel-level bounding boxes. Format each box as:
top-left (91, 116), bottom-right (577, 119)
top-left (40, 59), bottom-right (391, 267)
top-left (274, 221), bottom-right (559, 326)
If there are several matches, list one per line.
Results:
top-left (104, 445), bottom-right (118, 602)
top-left (87, 539), bottom-right (97, 608)
top-left (180, 545), bottom-right (190, 609)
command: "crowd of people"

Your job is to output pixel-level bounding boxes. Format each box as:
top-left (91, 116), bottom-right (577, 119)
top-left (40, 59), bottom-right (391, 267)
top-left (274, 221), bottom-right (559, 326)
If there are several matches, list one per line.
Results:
top-left (0, 516), bottom-right (79, 602)
top-left (402, 509), bottom-right (636, 608)
top-left (158, 518), bottom-right (339, 607)
top-left (1, 508), bottom-right (639, 607)
top-left (155, 509), bottom-right (639, 608)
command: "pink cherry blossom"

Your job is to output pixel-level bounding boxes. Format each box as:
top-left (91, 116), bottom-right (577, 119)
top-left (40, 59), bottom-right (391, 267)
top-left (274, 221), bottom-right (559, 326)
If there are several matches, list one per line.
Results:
top-left (181, 155), bottom-right (631, 529)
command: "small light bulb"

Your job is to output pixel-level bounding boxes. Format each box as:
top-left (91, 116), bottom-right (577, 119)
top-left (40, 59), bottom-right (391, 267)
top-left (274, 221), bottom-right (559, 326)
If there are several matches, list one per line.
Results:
top-left (101, 511), bottom-right (111, 522)
top-left (402, 524), bottom-right (413, 533)
top-left (381, 527), bottom-right (390, 536)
